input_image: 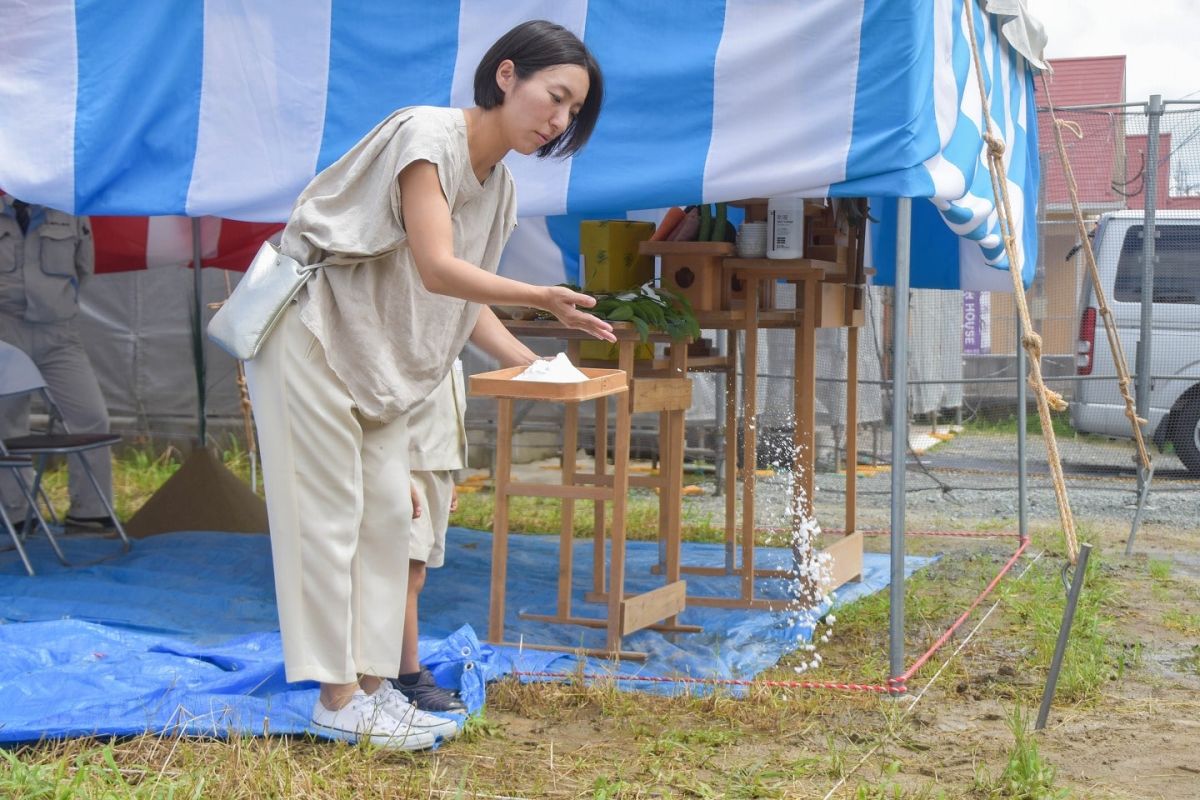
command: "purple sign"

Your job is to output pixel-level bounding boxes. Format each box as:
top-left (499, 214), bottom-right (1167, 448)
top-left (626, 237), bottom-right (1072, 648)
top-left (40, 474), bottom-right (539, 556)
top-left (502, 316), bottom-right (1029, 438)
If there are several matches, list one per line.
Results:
top-left (962, 291), bottom-right (989, 354)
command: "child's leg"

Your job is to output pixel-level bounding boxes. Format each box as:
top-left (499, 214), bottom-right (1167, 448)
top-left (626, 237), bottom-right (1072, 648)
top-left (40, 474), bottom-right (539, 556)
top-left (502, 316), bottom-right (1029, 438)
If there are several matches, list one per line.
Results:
top-left (401, 559), bottom-right (427, 675)
top-left (394, 470), bottom-right (465, 712)
top-left (402, 471), bottom-right (436, 676)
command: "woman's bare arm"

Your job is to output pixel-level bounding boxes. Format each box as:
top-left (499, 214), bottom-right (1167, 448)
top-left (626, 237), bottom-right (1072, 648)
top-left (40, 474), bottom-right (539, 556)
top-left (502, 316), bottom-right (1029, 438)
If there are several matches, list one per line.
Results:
top-left (469, 305), bottom-right (539, 367)
top-left (398, 160), bottom-right (615, 342)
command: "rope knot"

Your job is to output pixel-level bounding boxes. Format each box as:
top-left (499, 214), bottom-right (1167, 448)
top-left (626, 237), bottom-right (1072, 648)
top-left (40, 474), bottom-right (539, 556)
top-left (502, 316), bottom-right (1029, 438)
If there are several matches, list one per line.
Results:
top-left (1055, 118), bottom-right (1084, 140)
top-left (983, 132), bottom-right (1006, 157)
top-left (1021, 331), bottom-right (1043, 358)
top-left (1123, 407), bottom-right (1149, 427)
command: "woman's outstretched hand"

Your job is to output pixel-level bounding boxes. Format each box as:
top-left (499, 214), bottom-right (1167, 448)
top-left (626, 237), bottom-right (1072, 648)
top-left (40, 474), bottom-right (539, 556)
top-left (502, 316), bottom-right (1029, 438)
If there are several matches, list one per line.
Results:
top-left (542, 286), bottom-right (617, 342)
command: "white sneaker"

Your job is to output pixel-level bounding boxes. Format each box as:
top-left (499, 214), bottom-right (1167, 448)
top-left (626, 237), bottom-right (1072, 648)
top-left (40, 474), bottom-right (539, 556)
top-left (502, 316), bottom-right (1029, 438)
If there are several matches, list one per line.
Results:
top-left (310, 690), bottom-right (437, 750)
top-left (370, 682), bottom-right (460, 741)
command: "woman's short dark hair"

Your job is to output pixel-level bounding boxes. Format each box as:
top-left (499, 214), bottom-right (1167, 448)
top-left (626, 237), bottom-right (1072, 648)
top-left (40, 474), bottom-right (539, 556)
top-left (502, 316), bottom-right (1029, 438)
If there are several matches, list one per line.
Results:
top-left (474, 20), bottom-right (603, 159)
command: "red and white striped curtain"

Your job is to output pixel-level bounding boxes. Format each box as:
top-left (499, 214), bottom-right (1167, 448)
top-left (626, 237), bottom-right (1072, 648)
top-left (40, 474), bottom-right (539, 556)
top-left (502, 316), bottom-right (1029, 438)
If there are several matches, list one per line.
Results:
top-left (91, 216), bottom-right (283, 274)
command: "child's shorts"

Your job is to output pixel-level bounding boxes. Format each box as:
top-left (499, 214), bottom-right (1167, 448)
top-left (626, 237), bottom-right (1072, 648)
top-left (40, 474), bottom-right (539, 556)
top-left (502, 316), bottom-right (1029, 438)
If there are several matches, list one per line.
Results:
top-left (410, 470), bottom-right (453, 568)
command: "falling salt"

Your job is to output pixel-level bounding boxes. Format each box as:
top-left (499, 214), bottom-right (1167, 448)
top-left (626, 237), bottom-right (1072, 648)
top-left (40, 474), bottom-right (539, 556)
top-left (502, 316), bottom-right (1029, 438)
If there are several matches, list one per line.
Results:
top-left (750, 411), bottom-right (838, 671)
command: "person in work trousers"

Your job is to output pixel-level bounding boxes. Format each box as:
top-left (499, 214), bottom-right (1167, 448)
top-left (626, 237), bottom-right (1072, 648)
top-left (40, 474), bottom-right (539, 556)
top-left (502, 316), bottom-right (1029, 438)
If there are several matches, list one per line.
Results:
top-left (0, 191), bottom-right (114, 532)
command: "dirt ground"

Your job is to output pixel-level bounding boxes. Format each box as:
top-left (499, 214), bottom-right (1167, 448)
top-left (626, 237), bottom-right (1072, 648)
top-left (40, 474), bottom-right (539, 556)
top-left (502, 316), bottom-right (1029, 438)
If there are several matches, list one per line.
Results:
top-left (14, 448), bottom-right (1198, 798)
top-left (883, 522), bottom-right (1200, 800)
top-left (1029, 523), bottom-right (1200, 800)
top-left (429, 512), bottom-right (1200, 799)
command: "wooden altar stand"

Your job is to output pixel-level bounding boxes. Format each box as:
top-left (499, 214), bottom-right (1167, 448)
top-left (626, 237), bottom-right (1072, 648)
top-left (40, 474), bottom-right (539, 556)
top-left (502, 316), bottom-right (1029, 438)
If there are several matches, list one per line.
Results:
top-left (471, 347), bottom-right (697, 661)
top-left (639, 199), bottom-right (868, 610)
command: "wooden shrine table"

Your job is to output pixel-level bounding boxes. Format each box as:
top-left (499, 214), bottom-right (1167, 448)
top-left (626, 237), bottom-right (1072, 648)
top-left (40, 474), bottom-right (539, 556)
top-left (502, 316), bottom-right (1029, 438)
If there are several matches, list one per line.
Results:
top-left (678, 258), bottom-right (865, 610)
top-left (474, 326), bottom-right (699, 659)
top-left (502, 274), bottom-right (865, 616)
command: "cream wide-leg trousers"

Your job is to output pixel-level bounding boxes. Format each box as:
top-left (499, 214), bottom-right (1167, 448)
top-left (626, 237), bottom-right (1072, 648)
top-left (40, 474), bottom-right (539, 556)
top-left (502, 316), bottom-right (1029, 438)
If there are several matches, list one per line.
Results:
top-left (245, 304), bottom-right (412, 685)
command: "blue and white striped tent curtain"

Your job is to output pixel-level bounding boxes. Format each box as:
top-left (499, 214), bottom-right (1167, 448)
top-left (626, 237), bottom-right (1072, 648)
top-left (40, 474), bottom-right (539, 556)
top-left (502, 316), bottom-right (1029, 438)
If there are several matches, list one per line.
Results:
top-left (0, 0), bottom-right (1039, 291)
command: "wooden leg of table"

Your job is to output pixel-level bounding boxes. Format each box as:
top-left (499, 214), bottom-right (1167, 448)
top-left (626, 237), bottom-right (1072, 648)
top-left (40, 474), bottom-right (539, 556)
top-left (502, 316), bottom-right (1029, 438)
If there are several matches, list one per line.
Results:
top-left (846, 326), bottom-right (859, 535)
top-left (607, 388), bottom-right (633, 653)
top-left (657, 410), bottom-right (670, 570)
top-left (665, 342), bottom-right (686, 622)
top-left (667, 343), bottom-right (686, 583)
top-left (796, 277), bottom-right (818, 520)
top-left (742, 279), bottom-right (760, 603)
top-left (665, 408), bottom-right (683, 583)
top-left (559, 400), bottom-right (579, 617)
top-left (724, 357), bottom-right (737, 573)
top-left (788, 278), bottom-right (821, 605)
top-left (489, 398), bottom-right (513, 644)
top-left (593, 395), bottom-right (608, 596)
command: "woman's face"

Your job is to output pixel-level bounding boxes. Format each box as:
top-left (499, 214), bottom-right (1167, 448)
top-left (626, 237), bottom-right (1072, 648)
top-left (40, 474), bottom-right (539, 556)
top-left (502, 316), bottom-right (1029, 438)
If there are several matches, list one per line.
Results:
top-left (495, 61), bottom-right (589, 156)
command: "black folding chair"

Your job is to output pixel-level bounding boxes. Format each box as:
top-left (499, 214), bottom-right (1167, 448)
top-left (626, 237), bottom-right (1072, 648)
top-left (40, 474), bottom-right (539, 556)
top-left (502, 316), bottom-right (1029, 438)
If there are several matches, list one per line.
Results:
top-left (0, 341), bottom-right (131, 563)
top-left (0, 454), bottom-right (64, 575)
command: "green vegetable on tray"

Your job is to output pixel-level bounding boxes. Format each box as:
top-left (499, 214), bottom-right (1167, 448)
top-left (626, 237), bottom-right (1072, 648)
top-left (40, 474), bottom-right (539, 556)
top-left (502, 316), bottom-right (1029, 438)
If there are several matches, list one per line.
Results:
top-left (696, 202), bottom-right (731, 242)
top-left (542, 282), bottom-right (701, 343)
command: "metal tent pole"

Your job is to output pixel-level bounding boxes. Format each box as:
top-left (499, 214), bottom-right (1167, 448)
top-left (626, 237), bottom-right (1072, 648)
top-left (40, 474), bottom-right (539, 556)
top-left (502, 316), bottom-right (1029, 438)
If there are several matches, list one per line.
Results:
top-left (1036, 542), bottom-right (1093, 730)
top-left (1135, 94), bottom-right (1161, 497)
top-left (1017, 298), bottom-right (1028, 543)
top-left (1129, 95), bottom-right (1162, 553)
top-left (191, 218), bottom-right (207, 446)
top-left (889, 198), bottom-right (912, 688)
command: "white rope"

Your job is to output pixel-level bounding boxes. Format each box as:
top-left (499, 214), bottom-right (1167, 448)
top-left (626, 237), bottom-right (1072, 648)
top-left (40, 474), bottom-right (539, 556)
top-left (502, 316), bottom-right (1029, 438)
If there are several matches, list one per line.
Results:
top-left (822, 550), bottom-right (1046, 799)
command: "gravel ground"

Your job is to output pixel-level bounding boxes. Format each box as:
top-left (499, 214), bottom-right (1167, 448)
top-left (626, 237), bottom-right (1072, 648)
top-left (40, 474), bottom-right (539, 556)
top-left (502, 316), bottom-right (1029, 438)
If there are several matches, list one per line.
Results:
top-left (487, 427), bottom-right (1199, 536)
top-left (675, 428), bottom-right (1200, 535)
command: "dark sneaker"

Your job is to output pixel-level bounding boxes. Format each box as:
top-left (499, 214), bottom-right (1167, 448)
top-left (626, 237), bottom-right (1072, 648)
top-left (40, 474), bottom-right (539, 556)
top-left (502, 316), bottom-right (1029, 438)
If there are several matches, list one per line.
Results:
top-left (390, 667), bottom-right (467, 713)
top-left (64, 514), bottom-right (117, 533)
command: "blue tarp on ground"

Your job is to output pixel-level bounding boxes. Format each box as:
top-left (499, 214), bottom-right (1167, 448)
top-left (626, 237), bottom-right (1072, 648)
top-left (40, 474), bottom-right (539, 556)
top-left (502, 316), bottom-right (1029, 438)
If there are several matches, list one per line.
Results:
top-left (0, 529), bottom-right (932, 743)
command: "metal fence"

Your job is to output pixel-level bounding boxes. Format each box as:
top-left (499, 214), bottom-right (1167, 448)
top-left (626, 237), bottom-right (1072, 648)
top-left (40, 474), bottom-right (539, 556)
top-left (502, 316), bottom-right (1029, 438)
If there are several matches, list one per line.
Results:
top-left (78, 96), bottom-right (1200, 523)
top-left (460, 97), bottom-right (1200, 521)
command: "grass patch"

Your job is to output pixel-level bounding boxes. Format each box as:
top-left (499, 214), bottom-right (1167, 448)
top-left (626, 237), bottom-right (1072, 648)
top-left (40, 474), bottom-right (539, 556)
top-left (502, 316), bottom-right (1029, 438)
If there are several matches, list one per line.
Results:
top-left (787, 564), bottom-right (964, 686)
top-left (1148, 557), bottom-right (1174, 601)
top-left (1185, 645), bottom-right (1200, 676)
top-left (962, 409), bottom-right (1077, 440)
top-left (996, 547), bottom-right (1120, 704)
top-left (0, 741), bottom-right (193, 799)
top-left (973, 707), bottom-right (1068, 799)
top-left (35, 438), bottom-right (259, 521)
top-left (776, 524), bottom-right (1126, 708)
top-left (1162, 608), bottom-right (1200, 635)
top-left (451, 488), bottom-right (729, 543)
top-left (854, 762), bottom-right (947, 799)
top-left (1148, 557), bottom-right (1172, 583)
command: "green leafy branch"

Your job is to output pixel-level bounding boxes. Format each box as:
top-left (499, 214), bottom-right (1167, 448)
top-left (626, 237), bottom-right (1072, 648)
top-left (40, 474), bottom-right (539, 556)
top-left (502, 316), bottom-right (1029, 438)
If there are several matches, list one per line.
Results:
top-left (549, 282), bottom-right (701, 343)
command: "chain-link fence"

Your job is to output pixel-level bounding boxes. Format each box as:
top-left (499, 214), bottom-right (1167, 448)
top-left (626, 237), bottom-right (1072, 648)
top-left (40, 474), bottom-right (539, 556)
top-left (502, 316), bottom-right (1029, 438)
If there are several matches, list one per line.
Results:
top-left (70, 96), bottom-right (1198, 532)
top-left (458, 97), bottom-right (1200, 533)
top-left (943, 99), bottom-right (1200, 484)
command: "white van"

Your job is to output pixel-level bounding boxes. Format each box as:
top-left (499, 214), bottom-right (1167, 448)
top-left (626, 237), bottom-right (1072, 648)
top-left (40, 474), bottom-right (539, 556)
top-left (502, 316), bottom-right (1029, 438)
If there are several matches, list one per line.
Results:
top-left (1071, 210), bottom-right (1200, 476)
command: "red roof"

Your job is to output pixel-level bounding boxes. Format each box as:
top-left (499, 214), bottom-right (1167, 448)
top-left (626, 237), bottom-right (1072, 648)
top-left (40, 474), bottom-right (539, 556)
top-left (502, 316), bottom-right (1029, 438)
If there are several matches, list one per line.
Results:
top-left (1036, 56), bottom-right (1126, 206)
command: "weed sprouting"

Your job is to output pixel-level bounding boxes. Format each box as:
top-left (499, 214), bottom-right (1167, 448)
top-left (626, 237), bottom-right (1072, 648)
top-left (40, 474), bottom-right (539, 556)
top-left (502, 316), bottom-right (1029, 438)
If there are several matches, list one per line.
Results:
top-left (974, 706), bottom-right (1068, 799)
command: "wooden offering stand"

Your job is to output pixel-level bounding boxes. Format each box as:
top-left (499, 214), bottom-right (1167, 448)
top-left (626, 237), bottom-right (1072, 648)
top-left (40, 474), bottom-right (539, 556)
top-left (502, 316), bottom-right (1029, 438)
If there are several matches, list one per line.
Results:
top-left (470, 360), bottom-right (694, 660)
top-left (639, 198), bottom-right (869, 610)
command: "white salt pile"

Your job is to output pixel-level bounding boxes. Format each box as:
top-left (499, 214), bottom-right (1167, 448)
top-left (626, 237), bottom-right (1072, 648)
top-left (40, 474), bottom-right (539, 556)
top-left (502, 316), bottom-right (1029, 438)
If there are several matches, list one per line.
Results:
top-left (512, 352), bottom-right (589, 383)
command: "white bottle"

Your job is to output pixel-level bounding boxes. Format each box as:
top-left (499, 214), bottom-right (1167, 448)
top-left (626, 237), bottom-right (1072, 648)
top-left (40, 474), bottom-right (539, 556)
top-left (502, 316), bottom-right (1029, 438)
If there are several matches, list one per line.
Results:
top-left (766, 196), bottom-right (805, 260)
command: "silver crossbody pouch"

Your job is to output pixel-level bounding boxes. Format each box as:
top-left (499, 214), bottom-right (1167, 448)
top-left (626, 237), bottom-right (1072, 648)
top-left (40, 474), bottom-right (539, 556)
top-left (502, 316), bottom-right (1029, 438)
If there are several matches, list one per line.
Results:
top-left (207, 241), bottom-right (322, 361)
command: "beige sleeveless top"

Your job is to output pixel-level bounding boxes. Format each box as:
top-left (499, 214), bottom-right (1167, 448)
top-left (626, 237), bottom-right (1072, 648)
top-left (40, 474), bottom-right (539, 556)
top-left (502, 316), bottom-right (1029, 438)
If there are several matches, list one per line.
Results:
top-left (281, 106), bottom-right (517, 423)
